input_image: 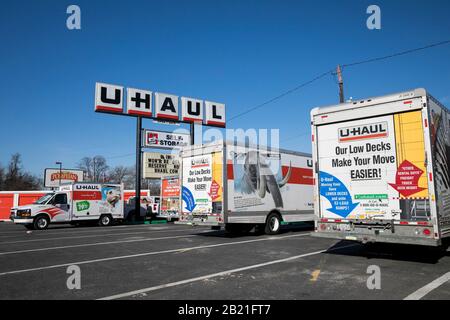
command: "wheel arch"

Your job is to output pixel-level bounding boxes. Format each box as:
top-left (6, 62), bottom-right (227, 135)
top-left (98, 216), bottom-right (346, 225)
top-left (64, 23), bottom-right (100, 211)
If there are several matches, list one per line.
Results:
top-left (266, 209), bottom-right (283, 222)
top-left (35, 212), bottom-right (52, 221)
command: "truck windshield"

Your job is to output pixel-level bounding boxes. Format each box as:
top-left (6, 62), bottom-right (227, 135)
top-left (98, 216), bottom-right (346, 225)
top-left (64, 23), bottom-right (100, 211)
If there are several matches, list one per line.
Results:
top-left (33, 193), bottom-right (54, 205)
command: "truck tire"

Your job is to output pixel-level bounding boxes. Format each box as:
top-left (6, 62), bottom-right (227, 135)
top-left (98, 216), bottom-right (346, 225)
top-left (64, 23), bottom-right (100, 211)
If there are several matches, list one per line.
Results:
top-left (264, 212), bottom-right (281, 235)
top-left (33, 215), bottom-right (50, 230)
top-left (99, 215), bottom-right (113, 227)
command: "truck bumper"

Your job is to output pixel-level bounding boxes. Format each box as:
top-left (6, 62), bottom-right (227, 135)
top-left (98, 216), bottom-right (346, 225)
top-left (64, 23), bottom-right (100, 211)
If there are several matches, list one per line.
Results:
top-left (311, 231), bottom-right (441, 247)
top-left (157, 214), bottom-right (179, 221)
top-left (175, 220), bottom-right (222, 227)
top-left (13, 218), bottom-right (34, 225)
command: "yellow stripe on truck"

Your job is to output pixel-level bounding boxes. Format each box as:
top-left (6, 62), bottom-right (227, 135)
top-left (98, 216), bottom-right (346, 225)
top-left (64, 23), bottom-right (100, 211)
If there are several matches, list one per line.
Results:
top-left (394, 110), bottom-right (429, 198)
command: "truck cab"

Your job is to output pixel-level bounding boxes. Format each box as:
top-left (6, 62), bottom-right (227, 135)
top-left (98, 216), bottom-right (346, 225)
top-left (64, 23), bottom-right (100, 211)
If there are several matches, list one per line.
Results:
top-left (11, 192), bottom-right (71, 229)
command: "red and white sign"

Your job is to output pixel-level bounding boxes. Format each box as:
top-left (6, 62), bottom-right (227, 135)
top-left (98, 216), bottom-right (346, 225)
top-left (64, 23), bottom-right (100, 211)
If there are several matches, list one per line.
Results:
top-left (155, 92), bottom-right (179, 120)
top-left (389, 160), bottom-right (426, 197)
top-left (95, 83), bottom-right (124, 114)
top-left (205, 101), bottom-right (226, 127)
top-left (161, 178), bottom-right (180, 198)
top-left (144, 130), bottom-right (190, 150)
top-left (208, 180), bottom-right (221, 201)
top-left (181, 97), bottom-right (203, 123)
top-left (126, 88), bottom-right (152, 117)
top-left (95, 82), bottom-right (225, 127)
top-left (44, 168), bottom-right (84, 188)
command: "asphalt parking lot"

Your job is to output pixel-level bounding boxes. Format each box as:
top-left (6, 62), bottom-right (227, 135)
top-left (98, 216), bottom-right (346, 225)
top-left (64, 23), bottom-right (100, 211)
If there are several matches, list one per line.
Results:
top-left (0, 221), bottom-right (448, 300)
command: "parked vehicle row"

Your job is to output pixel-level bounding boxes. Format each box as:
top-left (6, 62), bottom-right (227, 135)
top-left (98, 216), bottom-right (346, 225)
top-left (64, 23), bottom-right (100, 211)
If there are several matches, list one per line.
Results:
top-left (9, 185), bottom-right (159, 230)
top-left (6, 88), bottom-right (450, 248)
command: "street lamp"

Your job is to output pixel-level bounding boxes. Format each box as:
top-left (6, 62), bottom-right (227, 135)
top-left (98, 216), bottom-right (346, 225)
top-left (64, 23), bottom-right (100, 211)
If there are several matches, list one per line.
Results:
top-left (56, 162), bottom-right (62, 187)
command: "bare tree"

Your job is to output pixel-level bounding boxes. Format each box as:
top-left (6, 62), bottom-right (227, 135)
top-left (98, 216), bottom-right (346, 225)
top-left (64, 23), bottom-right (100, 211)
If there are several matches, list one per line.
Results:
top-left (77, 157), bottom-right (93, 180)
top-left (1, 153), bottom-right (41, 190)
top-left (108, 165), bottom-right (131, 184)
top-left (77, 155), bottom-right (109, 182)
top-left (0, 163), bottom-right (4, 190)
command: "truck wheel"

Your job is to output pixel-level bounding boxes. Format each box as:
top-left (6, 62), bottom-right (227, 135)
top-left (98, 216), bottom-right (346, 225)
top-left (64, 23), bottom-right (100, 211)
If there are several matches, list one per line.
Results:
top-left (264, 213), bottom-right (281, 235)
top-left (99, 215), bottom-right (113, 227)
top-left (34, 216), bottom-right (50, 230)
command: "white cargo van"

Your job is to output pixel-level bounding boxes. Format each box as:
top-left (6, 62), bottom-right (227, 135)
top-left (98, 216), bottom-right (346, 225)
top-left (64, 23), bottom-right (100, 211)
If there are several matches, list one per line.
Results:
top-left (11, 183), bottom-right (124, 230)
top-left (311, 88), bottom-right (450, 247)
top-left (176, 141), bottom-right (314, 234)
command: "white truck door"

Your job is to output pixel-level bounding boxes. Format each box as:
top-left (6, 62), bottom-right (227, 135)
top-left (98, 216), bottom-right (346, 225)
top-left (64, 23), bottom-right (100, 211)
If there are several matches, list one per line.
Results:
top-left (52, 193), bottom-right (71, 222)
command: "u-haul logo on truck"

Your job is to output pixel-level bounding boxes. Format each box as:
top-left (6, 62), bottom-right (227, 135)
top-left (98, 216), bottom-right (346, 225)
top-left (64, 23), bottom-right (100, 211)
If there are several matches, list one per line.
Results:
top-left (338, 122), bottom-right (388, 142)
top-left (74, 184), bottom-right (100, 190)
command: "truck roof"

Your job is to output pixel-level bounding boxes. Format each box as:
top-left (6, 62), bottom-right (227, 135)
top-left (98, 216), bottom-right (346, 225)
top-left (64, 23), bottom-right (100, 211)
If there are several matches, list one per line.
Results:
top-left (311, 88), bottom-right (428, 117)
top-left (181, 140), bottom-right (312, 158)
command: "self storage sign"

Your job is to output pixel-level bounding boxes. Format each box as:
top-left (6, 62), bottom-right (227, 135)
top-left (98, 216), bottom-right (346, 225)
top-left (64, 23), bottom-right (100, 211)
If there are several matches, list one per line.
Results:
top-left (144, 130), bottom-right (190, 150)
top-left (317, 111), bottom-right (429, 220)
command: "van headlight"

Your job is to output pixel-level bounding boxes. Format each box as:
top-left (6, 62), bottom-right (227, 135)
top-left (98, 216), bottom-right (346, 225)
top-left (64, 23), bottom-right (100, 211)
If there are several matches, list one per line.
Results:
top-left (17, 209), bottom-right (31, 217)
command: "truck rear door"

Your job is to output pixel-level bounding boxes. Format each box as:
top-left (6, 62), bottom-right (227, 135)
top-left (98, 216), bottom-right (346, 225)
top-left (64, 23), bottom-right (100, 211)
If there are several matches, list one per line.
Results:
top-left (315, 105), bottom-right (432, 222)
top-left (180, 150), bottom-right (224, 225)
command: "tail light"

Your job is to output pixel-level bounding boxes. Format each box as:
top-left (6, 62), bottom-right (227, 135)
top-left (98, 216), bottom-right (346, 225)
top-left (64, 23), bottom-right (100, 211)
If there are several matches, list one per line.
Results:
top-left (423, 228), bottom-right (431, 236)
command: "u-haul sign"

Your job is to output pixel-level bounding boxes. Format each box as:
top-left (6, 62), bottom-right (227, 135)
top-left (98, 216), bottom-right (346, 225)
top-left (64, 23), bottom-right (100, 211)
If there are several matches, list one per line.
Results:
top-left (95, 83), bottom-right (226, 127)
top-left (338, 121), bottom-right (388, 142)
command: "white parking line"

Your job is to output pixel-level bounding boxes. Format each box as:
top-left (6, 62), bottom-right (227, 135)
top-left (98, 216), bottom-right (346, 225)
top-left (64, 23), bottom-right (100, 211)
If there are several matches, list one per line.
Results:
top-left (0, 234), bottom-right (201, 256)
top-left (0, 224), bottom-right (155, 236)
top-left (0, 224), bottom-right (184, 238)
top-left (404, 271), bottom-right (450, 300)
top-left (98, 243), bottom-right (357, 300)
top-left (0, 227), bottom-right (209, 245)
top-left (0, 233), bottom-right (310, 277)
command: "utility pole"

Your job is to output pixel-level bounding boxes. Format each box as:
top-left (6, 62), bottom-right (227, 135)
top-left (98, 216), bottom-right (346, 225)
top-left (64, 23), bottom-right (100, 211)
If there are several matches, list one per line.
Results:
top-left (336, 65), bottom-right (345, 103)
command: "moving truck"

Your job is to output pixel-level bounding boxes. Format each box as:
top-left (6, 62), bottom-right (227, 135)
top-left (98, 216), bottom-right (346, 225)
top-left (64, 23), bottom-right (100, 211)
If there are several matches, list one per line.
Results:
top-left (311, 88), bottom-right (450, 247)
top-left (176, 141), bottom-right (314, 234)
top-left (158, 176), bottom-right (180, 221)
top-left (11, 183), bottom-right (125, 230)
top-left (0, 191), bottom-right (47, 221)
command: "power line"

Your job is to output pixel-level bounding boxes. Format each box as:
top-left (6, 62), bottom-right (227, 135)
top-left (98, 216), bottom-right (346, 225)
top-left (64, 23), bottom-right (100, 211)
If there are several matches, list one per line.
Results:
top-left (342, 39), bottom-right (450, 68)
top-left (228, 69), bottom-right (334, 122)
top-left (228, 39), bottom-right (450, 122)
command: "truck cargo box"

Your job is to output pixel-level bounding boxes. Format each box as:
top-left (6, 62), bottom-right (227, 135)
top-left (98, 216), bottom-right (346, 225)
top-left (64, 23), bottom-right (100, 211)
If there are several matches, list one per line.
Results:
top-left (311, 88), bottom-right (450, 246)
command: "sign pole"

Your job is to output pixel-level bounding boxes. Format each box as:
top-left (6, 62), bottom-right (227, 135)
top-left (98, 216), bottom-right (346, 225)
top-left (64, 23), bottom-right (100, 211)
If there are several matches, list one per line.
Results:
top-left (190, 123), bottom-right (195, 145)
top-left (135, 116), bottom-right (143, 219)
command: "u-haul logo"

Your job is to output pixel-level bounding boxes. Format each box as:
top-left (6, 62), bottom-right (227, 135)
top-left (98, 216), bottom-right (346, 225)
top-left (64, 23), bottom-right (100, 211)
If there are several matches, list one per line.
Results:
top-left (75, 184), bottom-right (100, 190)
top-left (338, 122), bottom-right (388, 142)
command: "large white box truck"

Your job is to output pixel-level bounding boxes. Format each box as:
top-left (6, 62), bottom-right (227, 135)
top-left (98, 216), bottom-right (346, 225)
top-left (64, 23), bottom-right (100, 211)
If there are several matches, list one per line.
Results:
top-left (311, 88), bottom-right (450, 247)
top-left (176, 141), bottom-right (314, 234)
top-left (11, 183), bottom-right (125, 230)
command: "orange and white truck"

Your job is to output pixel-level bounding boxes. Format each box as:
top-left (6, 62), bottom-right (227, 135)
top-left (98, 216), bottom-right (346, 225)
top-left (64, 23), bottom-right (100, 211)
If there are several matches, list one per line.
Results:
top-left (311, 88), bottom-right (450, 247)
top-left (10, 183), bottom-right (125, 230)
top-left (176, 141), bottom-right (314, 234)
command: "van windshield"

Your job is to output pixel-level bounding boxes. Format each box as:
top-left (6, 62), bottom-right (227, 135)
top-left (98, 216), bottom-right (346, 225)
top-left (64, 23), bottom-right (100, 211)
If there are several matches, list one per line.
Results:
top-left (33, 193), bottom-right (54, 205)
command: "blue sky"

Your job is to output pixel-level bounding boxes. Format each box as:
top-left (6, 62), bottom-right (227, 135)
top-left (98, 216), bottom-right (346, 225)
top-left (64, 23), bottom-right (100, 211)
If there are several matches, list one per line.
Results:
top-left (1, 0), bottom-right (449, 176)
